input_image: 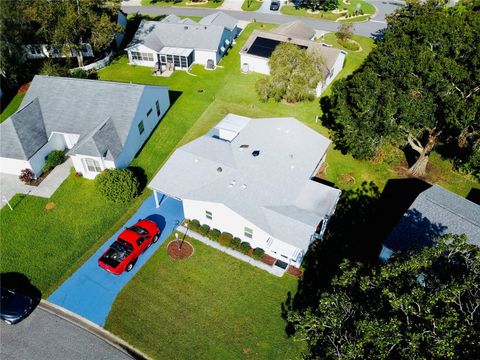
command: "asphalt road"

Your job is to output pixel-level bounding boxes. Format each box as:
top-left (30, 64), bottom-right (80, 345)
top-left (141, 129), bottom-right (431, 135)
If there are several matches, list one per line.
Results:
top-left (121, 1), bottom-right (404, 37)
top-left (0, 307), bottom-right (133, 360)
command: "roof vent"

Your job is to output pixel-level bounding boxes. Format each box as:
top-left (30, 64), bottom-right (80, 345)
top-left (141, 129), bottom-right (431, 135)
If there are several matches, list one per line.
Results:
top-left (240, 144), bottom-right (249, 149)
top-left (184, 26), bottom-right (188, 30)
top-left (241, 184), bottom-right (247, 189)
top-left (204, 26), bottom-right (207, 29)
top-left (252, 150), bottom-right (260, 157)
top-left (194, 158), bottom-right (199, 163)
top-left (217, 167), bottom-right (223, 173)
top-left (289, 154), bottom-right (294, 159)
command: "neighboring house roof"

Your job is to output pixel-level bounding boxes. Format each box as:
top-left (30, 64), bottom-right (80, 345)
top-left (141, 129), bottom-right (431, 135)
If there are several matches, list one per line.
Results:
top-left (0, 75), bottom-right (167, 161)
top-left (127, 12), bottom-right (237, 52)
top-left (383, 185), bottom-right (480, 252)
top-left (199, 12), bottom-right (238, 31)
top-left (240, 28), bottom-right (343, 79)
top-left (149, 114), bottom-right (341, 250)
top-left (271, 20), bottom-right (315, 40)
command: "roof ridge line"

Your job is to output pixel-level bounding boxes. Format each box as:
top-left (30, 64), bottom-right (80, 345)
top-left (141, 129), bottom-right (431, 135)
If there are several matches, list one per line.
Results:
top-left (423, 194), bottom-right (480, 226)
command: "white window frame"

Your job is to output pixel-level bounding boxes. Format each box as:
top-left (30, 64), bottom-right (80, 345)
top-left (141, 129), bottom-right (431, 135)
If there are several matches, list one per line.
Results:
top-left (83, 158), bottom-right (102, 173)
top-left (138, 120), bottom-right (145, 135)
top-left (205, 210), bottom-right (212, 220)
top-left (244, 227), bottom-right (253, 239)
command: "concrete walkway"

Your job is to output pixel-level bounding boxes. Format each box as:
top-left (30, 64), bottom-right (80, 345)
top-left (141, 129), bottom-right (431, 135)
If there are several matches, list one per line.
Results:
top-left (177, 225), bottom-right (286, 277)
top-left (0, 159), bottom-right (72, 208)
top-left (220, 0), bottom-right (244, 11)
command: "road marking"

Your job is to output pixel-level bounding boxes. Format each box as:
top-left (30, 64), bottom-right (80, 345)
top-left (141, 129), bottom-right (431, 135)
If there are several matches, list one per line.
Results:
top-left (370, 20), bottom-right (387, 24)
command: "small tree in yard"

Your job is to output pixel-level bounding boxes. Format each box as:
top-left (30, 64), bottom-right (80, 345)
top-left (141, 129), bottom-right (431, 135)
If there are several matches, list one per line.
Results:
top-left (95, 168), bottom-right (140, 203)
top-left (336, 23), bottom-right (353, 41)
top-left (323, 1), bottom-right (480, 178)
top-left (256, 43), bottom-right (325, 103)
top-left (288, 234), bottom-right (480, 359)
top-left (43, 150), bottom-right (65, 172)
top-left (19, 168), bottom-right (34, 183)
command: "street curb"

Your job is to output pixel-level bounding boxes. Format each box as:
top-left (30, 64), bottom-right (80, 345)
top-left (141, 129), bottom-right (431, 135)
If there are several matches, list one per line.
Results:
top-left (39, 300), bottom-right (152, 360)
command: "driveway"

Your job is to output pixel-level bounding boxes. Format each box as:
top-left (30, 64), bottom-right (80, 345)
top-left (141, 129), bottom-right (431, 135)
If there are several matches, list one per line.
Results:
top-left (256, 0), bottom-right (280, 14)
top-left (0, 306), bottom-right (133, 360)
top-left (220, 0), bottom-right (244, 11)
top-left (48, 193), bottom-right (184, 326)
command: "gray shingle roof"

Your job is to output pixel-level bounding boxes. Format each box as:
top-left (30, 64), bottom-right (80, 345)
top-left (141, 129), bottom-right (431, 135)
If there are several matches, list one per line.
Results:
top-left (271, 20), bottom-right (315, 40)
top-left (149, 114), bottom-right (341, 250)
top-left (199, 12), bottom-right (238, 31)
top-left (384, 185), bottom-right (480, 251)
top-left (0, 98), bottom-right (47, 160)
top-left (1, 76), bottom-right (167, 161)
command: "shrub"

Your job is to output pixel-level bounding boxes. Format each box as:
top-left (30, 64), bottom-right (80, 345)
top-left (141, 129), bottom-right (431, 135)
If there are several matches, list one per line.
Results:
top-left (218, 232), bottom-right (233, 247)
top-left (240, 242), bottom-right (251, 255)
top-left (230, 237), bottom-right (241, 249)
top-left (198, 224), bottom-right (210, 236)
top-left (43, 150), bottom-right (65, 172)
top-left (337, 39), bottom-right (360, 51)
top-left (95, 168), bottom-right (140, 203)
top-left (189, 219), bottom-right (201, 232)
top-left (209, 229), bottom-right (221, 241)
top-left (19, 168), bottom-right (34, 183)
top-left (252, 248), bottom-right (265, 260)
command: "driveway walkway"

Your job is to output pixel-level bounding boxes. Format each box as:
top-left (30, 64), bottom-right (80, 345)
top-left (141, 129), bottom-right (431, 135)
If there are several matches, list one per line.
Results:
top-left (220, 0), bottom-right (244, 11)
top-left (0, 159), bottom-right (72, 208)
top-left (256, 0), bottom-right (279, 14)
top-left (48, 193), bottom-right (184, 326)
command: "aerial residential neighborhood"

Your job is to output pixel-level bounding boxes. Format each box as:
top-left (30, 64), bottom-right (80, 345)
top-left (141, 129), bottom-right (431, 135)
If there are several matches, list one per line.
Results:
top-left (0, 0), bottom-right (478, 359)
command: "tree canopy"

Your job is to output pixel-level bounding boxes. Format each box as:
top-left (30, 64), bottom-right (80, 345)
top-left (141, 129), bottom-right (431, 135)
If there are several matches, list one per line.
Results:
top-left (289, 234), bottom-right (480, 359)
top-left (322, 0), bottom-right (480, 178)
top-left (256, 43), bottom-right (325, 103)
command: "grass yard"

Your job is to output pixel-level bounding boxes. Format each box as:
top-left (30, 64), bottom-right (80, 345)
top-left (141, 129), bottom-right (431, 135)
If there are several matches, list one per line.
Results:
top-left (0, 173), bottom-right (132, 296)
top-left (141, 0), bottom-right (224, 8)
top-left (281, 0), bottom-right (376, 21)
top-left (0, 92), bottom-right (25, 123)
top-left (105, 236), bottom-right (303, 359)
top-left (242, 0), bottom-right (262, 11)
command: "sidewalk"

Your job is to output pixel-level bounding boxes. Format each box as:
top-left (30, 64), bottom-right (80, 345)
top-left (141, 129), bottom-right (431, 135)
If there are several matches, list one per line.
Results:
top-left (177, 225), bottom-right (286, 277)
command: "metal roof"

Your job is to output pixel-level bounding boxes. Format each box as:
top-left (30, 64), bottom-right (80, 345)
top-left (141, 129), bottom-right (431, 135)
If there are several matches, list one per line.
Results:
top-left (158, 47), bottom-right (194, 57)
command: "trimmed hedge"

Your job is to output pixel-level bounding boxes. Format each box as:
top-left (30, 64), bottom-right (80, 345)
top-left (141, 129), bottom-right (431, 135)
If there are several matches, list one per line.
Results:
top-left (252, 248), bottom-right (265, 260)
top-left (95, 168), bottom-right (140, 203)
top-left (218, 232), bottom-right (233, 247)
top-left (189, 219), bottom-right (201, 232)
top-left (230, 237), bottom-right (241, 249)
top-left (198, 224), bottom-right (210, 236)
top-left (209, 229), bottom-right (221, 241)
top-left (240, 242), bottom-right (251, 255)
top-left (43, 150), bottom-right (65, 173)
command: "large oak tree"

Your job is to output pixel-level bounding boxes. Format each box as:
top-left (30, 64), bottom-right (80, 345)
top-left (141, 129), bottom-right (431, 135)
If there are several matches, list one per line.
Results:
top-left (323, 0), bottom-right (480, 177)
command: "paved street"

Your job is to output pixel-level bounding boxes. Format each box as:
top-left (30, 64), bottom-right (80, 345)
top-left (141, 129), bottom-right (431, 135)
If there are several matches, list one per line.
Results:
top-left (121, 1), bottom-right (405, 37)
top-left (0, 307), bottom-right (133, 360)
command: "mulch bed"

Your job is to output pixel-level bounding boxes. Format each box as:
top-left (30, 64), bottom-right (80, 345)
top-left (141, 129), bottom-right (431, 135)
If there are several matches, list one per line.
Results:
top-left (25, 169), bottom-right (52, 187)
top-left (287, 266), bottom-right (303, 278)
top-left (261, 254), bottom-right (277, 266)
top-left (167, 240), bottom-right (194, 260)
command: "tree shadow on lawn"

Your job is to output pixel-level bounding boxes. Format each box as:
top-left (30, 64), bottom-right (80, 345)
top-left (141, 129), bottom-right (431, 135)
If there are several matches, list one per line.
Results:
top-left (282, 178), bottom-right (432, 336)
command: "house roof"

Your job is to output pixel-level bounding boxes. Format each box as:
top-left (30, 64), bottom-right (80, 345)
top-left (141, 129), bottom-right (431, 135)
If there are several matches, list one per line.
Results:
top-left (199, 12), bottom-right (238, 31)
top-left (271, 20), bottom-right (315, 40)
top-left (149, 114), bottom-right (341, 250)
top-left (128, 12), bottom-right (237, 52)
top-left (0, 75), bottom-right (167, 160)
top-left (383, 185), bottom-right (480, 252)
top-left (240, 28), bottom-right (343, 79)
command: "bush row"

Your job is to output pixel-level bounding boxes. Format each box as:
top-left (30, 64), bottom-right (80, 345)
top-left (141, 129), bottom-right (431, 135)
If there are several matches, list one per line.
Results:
top-left (187, 219), bottom-right (265, 260)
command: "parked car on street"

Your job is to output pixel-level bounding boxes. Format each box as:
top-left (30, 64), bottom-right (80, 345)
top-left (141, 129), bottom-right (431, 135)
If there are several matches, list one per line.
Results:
top-left (98, 219), bottom-right (160, 275)
top-left (270, 0), bottom-right (280, 11)
top-left (1, 287), bottom-right (36, 324)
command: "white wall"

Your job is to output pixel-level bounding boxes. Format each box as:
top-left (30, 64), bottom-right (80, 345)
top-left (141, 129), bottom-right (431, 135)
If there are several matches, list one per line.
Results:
top-left (0, 157), bottom-right (31, 176)
top-left (240, 54), bottom-right (270, 75)
top-left (194, 49), bottom-right (218, 66)
top-left (183, 198), bottom-right (302, 264)
top-left (114, 86), bottom-right (170, 169)
top-left (126, 44), bottom-right (157, 67)
top-left (316, 51), bottom-right (346, 96)
top-left (71, 155), bottom-right (116, 180)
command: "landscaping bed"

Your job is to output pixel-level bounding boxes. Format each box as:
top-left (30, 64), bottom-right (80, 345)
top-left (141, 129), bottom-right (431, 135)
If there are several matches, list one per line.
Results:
top-left (167, 240), bottom-right (194, 259)
top-left (281, 0), bottom-right (375, 22)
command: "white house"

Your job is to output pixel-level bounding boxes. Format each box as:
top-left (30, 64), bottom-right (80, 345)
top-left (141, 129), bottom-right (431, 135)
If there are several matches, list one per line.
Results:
top-left (125, 12), bottom-right (239, 71)
top-left (379, 185), bottom-right (480, 262)
top-left (149, 114), bottom-right (341, 268)
top-left (0, 75), bottom-right (170, 179)
top-left (239, 21), bottom-right (346, 96)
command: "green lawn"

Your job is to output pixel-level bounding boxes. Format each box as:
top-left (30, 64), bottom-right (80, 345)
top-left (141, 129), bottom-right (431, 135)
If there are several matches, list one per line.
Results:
top-left (0, 92), bottom-right (25, 123)
top-left (0, 173), bottom-right (132, 296)
top-left (105, 235), bottom-right (303, 359)
top-left (242, 0), bottom-right (262, 11)
top-left (141, 0), bottom-right (224, 8)
top-left (281, 0), bottom-right (375, 22)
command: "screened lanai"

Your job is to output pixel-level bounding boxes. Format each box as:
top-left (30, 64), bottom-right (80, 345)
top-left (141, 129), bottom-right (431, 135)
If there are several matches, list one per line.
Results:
top-left (158, 47), bottom-right (195, 70)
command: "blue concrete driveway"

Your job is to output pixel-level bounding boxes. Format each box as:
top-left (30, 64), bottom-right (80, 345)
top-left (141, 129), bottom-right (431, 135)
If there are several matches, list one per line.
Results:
top-left (49, 193), bottom-right (184, 326)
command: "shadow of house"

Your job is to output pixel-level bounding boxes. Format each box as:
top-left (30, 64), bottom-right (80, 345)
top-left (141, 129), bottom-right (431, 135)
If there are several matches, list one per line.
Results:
top-left (467, 187), bottom-right (480, 205)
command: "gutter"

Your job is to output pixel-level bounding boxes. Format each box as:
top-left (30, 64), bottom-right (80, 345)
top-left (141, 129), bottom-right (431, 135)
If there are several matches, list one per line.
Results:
top-left (38, 300), bottom-right (152, 360)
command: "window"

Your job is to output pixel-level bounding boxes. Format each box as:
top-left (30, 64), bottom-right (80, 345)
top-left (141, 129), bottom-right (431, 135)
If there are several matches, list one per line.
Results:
top-left (244, 227), bottom-right (253, 239)
top-left (131, 51), bottom-right (154, 62)
top-left (138, 120), bottom-right (145, 135)
top-left (147, 108), bottom-right (152, 117)
top-left (281, 254), bottom-right (288, 259)
top-left (173, 55), bottom-right (181, 67)
top-left (84, 158), bottom-right (102, 173)
top-left (136, 237), bottom-right (146, 246)
top-left (205, 211), bottom-right (212, 220)
top-left (155, 100), bottom-right (161, 117)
